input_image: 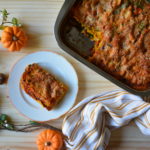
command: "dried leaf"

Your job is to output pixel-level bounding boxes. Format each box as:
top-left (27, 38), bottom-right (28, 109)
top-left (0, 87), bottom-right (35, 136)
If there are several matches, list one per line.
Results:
top-left (5, 123), bottom-right (14, 130)
top-left (29, 121), bottom-right (40, 125)
top-left (0, 114), bottom-right (7, 121)
top-left (12, 17), bottom-right (18, 26)
top-left (1, 9), bottom-right (9, 22)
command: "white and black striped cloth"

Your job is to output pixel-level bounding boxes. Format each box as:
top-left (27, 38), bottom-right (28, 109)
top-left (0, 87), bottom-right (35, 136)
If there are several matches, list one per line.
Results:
top-left (62, 90), bottom-right (150, 150)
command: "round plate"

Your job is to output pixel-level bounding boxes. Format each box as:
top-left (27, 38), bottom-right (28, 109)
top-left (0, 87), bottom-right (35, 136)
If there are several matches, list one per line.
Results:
top-left (8, 51), bottom-right (78, 122)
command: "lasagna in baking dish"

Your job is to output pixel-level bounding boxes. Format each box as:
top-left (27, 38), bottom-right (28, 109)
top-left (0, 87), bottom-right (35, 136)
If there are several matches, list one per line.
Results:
top-left (20, 64), bottom-right (67, 111)
top-left (72, 0), bottom-right (150, 91)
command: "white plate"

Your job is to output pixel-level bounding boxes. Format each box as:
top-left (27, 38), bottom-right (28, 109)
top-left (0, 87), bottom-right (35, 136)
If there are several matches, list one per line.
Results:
top-left (8, 51), bottom-right (78, 122)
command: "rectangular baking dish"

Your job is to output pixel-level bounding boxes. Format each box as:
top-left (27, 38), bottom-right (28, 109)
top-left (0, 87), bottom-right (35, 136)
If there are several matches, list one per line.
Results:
top-left (54, 0), bottom-right (150, 96)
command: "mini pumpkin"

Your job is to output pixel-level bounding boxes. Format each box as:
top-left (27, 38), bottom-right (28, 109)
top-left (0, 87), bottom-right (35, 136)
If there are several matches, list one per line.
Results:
top-left (1, 26), bottom-right (27, 52)
top-left (36, 129), bottom-right (64, 150)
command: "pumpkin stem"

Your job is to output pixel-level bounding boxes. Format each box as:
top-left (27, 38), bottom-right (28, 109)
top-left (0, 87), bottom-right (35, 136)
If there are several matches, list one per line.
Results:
top-left (45, 141), bottom-right (51, 146)
top-left (12, 35), bottom-right (18, 41)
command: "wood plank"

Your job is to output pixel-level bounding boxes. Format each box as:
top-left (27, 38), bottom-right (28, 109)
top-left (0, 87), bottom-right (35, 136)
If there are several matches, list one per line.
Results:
top-left (0, 0), bottom-right (149, 149)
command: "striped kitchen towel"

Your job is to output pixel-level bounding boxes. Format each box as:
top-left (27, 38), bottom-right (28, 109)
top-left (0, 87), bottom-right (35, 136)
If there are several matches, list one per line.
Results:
top-left (62, 89), bottom-right (150, 150)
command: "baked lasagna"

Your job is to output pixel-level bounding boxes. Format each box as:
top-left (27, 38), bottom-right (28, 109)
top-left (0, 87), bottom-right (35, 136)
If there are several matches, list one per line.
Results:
top-left (20, 64), bottom-right (67, 110)
top-left (72, 0), bottom-right (150, 90)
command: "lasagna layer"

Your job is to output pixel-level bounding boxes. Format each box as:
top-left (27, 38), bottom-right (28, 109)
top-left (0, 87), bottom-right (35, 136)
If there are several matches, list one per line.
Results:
top-left (72, 0), bottom-right (150, 90)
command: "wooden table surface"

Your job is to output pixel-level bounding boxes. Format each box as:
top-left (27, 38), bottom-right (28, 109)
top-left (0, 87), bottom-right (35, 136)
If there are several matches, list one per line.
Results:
top-left (0, 0), bottom-right (150, 150)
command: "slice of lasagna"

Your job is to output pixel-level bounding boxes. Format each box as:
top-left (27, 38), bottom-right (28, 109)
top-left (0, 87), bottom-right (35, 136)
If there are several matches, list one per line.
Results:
top-left (20, 63), bottom-right (67, 111)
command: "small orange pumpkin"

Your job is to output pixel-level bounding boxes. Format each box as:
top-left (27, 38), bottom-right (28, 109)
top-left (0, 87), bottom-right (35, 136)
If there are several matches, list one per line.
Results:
top-left (36, 129), bottom-right (64, 150)
top-left (1, 26), bottom-right (27, 52)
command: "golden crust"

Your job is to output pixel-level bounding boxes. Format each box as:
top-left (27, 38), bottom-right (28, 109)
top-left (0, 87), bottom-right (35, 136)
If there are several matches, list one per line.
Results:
top-left (72, 0), bottom-right (150, 91)
top-left (20, 63), bottom-right (67, 111)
